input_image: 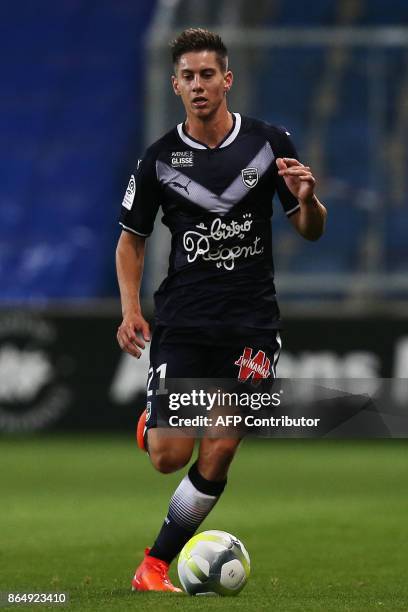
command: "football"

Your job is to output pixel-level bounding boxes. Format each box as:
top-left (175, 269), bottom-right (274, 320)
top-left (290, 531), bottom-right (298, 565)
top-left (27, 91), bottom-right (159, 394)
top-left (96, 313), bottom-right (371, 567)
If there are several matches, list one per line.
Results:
top-left (177, 530), bottom-right (250, 596)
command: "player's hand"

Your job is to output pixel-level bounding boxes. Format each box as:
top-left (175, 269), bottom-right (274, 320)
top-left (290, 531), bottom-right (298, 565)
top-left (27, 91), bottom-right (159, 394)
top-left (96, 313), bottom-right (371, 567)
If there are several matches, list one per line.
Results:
top-left (117, 313), bottom-right (151, 359)
top-left (276, 158), bottom-right (316, 204)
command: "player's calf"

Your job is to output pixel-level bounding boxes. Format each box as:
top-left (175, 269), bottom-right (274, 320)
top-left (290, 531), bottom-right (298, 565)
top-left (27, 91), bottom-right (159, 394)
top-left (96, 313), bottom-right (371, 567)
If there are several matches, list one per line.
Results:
top-left (198, 437), bottom-right (241, 481)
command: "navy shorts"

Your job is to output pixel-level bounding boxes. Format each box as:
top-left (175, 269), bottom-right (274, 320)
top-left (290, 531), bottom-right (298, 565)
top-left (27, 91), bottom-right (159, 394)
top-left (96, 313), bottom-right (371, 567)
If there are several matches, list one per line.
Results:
top-left (144, 326), bottom-right (282, 432)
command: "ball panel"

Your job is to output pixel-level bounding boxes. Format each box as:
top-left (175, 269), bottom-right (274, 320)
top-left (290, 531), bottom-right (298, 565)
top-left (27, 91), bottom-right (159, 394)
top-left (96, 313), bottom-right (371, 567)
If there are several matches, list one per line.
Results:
top-left (191, 554), bottom-right (210, 577)
top-left (177, 560), bottom-right (190, 593)
top-left (231, 541), bottom-right (251, 577)
top-left (185, 557), bottom-right (207, 583)
top-left (194, 540), bottom-right (227, 560)
top-left (183, 563), bottom-right (202, 585)
top-left (220, 559), bottom-right (246, 590)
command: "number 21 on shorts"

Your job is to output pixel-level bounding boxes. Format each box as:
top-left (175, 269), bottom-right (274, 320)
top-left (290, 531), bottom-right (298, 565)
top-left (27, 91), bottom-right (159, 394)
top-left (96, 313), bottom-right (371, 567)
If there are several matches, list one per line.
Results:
top-left (147, 363), bottom-right (168, 396)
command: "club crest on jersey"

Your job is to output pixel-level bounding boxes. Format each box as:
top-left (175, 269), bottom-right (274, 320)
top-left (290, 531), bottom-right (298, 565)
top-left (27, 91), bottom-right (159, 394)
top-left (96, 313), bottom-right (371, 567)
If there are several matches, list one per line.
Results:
top-left (171, 151), bottom-right (194, 167)
top-left (235, 347), bottom-right (271, 381)
top-left (241, 167), bottom-right (259, 188)
top-left (122, 174), bottom-right (136, 210)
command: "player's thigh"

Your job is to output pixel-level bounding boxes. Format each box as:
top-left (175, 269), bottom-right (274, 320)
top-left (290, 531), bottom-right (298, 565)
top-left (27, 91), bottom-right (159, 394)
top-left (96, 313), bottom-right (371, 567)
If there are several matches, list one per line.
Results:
top-left (145, 332), bottom-right (208, 431)
top-left (146, 331), bottom-right (207, 469)
top-left (195, 333), bottom-right (282, 478)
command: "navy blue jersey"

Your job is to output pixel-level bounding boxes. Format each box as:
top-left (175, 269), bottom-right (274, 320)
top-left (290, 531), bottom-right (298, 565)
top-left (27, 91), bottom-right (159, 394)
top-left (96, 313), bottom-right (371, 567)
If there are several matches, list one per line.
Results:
top-left (119, 114), bottom-right (300, 331)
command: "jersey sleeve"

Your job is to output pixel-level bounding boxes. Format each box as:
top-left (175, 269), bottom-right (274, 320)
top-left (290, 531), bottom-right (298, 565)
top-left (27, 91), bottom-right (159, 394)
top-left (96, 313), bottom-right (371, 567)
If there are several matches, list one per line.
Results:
top-left (273, 127), bottom-right (301, 218)
top-left (119, 148), bottom-right (161, 237)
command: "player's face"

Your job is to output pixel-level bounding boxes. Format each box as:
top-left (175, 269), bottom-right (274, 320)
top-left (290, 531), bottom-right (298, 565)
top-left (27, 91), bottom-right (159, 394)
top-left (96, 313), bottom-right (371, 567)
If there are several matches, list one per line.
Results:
top-left (172, 51), bottom-right (233, 119)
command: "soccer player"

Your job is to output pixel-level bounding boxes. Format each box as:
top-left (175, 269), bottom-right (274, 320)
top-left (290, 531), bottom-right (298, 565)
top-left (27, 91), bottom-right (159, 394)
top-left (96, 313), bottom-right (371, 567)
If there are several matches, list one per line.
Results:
top-left (116, 28), bottom-right (327, 592)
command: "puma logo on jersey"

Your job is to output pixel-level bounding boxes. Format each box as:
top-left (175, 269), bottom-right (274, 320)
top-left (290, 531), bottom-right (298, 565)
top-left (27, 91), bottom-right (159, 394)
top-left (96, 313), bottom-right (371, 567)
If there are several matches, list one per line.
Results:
top-left (169, 179), bottom-right (191, 195)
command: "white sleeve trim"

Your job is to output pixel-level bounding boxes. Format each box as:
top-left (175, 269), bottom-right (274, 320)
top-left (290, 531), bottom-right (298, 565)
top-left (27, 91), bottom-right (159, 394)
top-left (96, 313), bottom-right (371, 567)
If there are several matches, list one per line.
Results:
top-left (119, 222), bottom-right (150, 237)
top-left (286, 203), bottom-right (301, 217)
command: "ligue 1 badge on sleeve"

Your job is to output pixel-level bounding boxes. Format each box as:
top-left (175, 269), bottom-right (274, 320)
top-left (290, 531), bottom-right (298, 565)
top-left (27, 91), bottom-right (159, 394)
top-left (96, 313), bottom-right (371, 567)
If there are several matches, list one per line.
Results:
top-left (122, 174), bottom-right (136, 210)
top-left (241, 167), bottom-right (259, 188)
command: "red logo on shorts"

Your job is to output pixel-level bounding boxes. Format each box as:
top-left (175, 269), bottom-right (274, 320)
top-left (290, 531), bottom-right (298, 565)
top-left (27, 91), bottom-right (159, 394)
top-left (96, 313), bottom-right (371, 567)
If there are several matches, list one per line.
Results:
top-left (234, 347), bottom-right (271, 381)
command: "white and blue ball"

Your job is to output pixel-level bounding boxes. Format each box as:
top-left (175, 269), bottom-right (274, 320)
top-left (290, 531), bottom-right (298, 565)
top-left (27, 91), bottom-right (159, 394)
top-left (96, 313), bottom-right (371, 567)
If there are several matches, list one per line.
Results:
top-left (178, 530), bottom-right (250, 596)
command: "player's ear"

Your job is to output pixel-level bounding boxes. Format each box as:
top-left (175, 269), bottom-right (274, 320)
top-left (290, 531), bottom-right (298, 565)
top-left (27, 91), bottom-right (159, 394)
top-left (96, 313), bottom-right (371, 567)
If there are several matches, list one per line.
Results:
top-left (172, 75), bottom-right (181, 96)
top-left (224, 70), bottom-right (233, 93)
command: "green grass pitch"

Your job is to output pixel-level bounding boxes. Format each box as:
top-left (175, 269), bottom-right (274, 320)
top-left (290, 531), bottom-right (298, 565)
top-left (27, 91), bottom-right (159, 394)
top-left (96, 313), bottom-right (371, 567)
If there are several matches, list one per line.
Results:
top-left (1, 436), bottom-right (407, 611)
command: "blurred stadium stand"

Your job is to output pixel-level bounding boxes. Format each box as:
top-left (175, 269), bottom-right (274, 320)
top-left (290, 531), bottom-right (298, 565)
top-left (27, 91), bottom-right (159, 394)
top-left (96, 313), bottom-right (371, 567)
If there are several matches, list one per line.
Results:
top-left (0, 0), bottom-right (407, 306)
top-left (0, 0), bottom-right (156, 301)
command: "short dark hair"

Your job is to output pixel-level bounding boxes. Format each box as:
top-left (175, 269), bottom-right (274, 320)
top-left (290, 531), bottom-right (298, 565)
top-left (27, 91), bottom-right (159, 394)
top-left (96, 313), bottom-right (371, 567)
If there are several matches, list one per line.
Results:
top-left (170, 28), bottom-right (228, 72)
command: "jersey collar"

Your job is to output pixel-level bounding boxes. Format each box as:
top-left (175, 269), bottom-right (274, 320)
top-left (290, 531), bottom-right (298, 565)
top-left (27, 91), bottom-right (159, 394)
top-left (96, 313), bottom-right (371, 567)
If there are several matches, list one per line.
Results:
top-left (177, 112), bottom-right (242, 150)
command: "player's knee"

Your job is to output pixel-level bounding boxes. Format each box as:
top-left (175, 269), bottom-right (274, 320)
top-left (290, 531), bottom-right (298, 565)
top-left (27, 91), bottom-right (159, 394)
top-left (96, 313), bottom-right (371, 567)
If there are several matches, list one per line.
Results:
top-left (147, 431), bottom-right (195, 473)
top-left (150, 449), bottom-right (191, 474)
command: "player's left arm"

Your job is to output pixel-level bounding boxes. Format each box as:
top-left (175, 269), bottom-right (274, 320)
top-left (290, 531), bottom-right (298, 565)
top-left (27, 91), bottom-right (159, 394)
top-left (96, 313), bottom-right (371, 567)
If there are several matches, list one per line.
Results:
top-left (276, 157), bottom-right (327, 241)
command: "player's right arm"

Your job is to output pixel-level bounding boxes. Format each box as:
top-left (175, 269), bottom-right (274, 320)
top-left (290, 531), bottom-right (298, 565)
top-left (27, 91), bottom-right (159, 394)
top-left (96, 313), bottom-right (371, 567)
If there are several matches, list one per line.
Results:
top-left (116, 231), bottom-right (150, 358)
top-left (115, 147), bottom-right (161, 358)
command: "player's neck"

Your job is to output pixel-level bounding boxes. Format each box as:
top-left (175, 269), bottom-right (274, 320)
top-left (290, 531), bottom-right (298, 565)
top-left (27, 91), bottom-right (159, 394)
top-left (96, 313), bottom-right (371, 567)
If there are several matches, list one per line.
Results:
top-left (184, 105), bottom-right (233, 149)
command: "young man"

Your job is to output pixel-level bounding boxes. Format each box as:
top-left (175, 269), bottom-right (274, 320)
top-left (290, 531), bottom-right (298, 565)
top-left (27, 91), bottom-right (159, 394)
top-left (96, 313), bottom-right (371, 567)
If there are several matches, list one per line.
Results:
top-left (116, 28), bottom-right (327, 592)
